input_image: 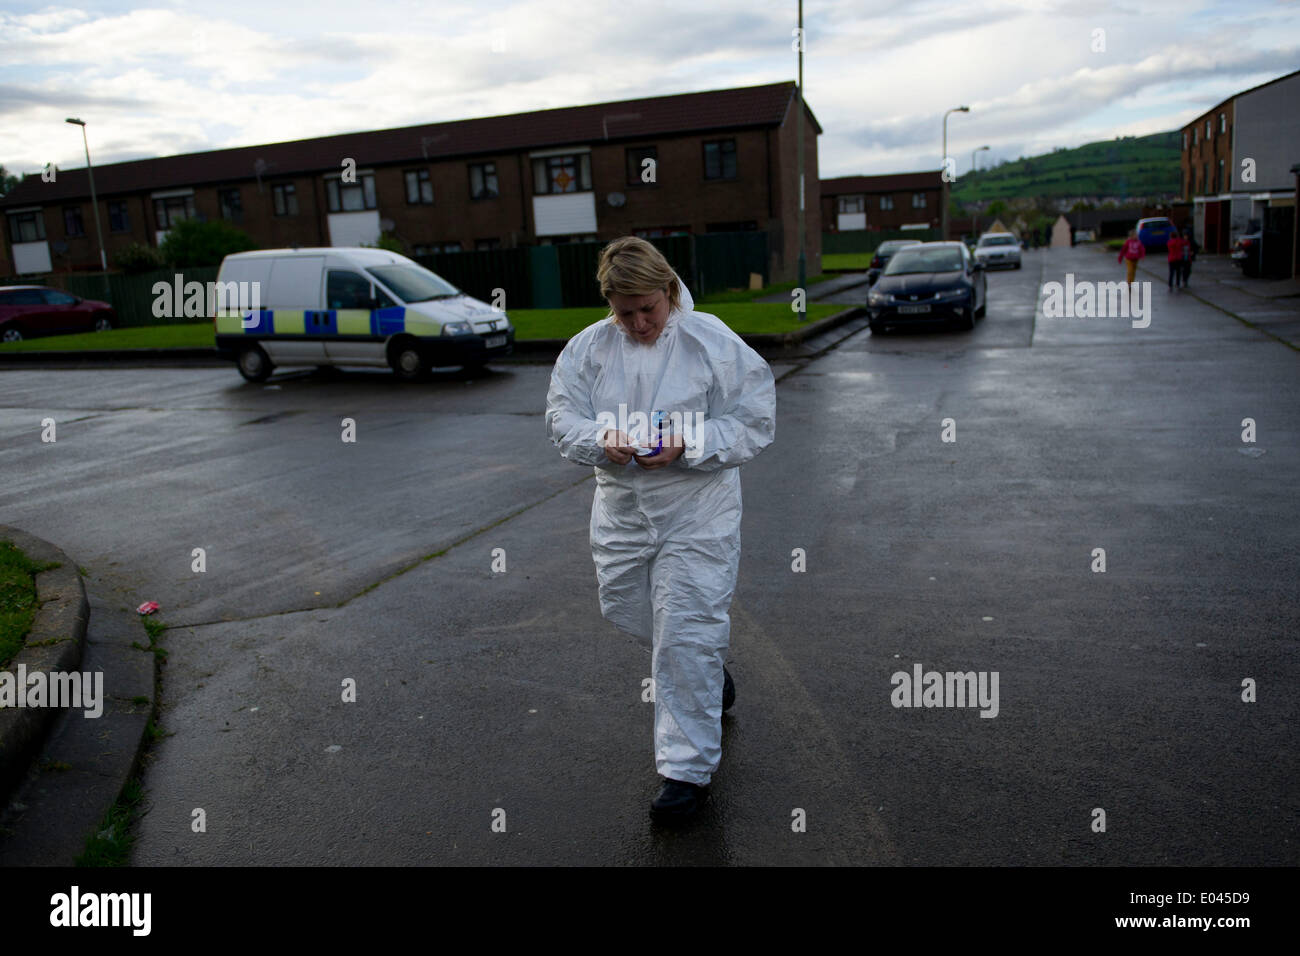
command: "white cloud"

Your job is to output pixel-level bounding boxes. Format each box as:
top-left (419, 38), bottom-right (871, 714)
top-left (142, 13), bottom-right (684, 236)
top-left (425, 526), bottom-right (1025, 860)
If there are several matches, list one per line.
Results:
top-left (0, 0), bottom-right (1296, 179)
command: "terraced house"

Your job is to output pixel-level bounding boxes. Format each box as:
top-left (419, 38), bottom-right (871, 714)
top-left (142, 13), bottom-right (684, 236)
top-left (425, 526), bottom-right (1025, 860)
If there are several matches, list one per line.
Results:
top-left (1, 81), bottom-right (822, 283)
top-left (1180, 67), bottom-right (1299, 256)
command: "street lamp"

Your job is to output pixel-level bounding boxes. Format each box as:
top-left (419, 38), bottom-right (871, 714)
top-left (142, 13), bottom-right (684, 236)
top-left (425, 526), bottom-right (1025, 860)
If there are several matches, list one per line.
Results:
top-left (941, 105), bottom-right (970, 240)
top-left (65, 118), bottom-right (107, 272)
top-left (971, 145), bottom-right (989, 236)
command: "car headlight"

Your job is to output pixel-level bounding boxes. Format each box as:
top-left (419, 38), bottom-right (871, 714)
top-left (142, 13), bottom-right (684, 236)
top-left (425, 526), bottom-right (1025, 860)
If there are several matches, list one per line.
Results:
top-left (868, 290), bottom-right (891, 305)
top-left (440, 321), bottom-right (474, 336)
top-left (935, 288), bottom-right (968, 300)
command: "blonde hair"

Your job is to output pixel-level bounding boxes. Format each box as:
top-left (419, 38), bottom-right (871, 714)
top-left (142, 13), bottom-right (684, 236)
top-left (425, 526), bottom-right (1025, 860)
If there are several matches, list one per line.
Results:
top-left (596, 236), bottom-right (681, 321)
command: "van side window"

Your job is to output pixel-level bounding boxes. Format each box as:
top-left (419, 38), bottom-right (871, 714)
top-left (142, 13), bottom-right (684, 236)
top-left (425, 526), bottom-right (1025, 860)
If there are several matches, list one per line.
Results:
top-left (327, 270), bottom-right (394, 310)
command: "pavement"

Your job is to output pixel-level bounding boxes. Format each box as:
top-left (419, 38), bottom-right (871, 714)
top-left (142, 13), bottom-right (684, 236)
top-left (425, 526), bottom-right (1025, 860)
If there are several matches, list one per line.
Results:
top-left (0, 246), bottom-right (1296, 865)
top-left (1127, 248), bottom-right (1300, 349)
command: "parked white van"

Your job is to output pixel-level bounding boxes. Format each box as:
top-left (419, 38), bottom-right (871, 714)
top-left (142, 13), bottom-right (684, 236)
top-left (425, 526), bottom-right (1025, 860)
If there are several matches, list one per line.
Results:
top-left (212, 247), bottom-right (514, 381)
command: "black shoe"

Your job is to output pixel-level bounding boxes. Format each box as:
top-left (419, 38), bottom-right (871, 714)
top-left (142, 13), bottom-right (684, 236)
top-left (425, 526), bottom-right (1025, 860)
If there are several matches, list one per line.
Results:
top-left (650, 778), bottom-right (707, 821)
top-left (723, 665), bottom-right (735, 712)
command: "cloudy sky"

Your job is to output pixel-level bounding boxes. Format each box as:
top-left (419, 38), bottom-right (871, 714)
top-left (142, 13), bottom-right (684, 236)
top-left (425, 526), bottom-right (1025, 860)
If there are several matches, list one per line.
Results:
top-left (1, 0), bottom-right (1297, 180)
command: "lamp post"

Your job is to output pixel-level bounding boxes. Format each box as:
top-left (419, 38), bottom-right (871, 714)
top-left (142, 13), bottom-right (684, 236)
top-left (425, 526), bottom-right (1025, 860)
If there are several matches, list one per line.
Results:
top-left (65, 118), bottom-right (107, 272)
top-left (795, 0), bottom-right (806, 308)
top-left (971, 145), bottom-right (989, 235)
top-left (941, 105), bottom-right (969, 241)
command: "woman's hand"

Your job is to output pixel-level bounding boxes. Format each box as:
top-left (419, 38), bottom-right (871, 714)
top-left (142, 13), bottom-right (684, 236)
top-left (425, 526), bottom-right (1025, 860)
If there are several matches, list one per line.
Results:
top-left (634, 432), bottom-right (686, 470)
top-left (600, 429), bottom-right (637, 465)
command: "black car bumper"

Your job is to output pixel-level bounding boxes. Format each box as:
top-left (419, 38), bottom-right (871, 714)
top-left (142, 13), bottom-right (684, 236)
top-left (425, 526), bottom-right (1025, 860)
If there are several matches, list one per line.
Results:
top-left (869, 300), bottom-right (973, 325)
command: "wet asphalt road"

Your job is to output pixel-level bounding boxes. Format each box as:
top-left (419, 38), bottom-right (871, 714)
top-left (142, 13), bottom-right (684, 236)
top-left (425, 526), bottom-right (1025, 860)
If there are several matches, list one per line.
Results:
top-left (1, 244), bottom-right (1296, 865)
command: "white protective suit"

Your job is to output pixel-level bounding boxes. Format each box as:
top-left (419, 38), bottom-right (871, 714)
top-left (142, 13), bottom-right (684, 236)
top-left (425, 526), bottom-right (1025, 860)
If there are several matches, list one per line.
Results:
top-left (545, 274), bottom-right (776, 785)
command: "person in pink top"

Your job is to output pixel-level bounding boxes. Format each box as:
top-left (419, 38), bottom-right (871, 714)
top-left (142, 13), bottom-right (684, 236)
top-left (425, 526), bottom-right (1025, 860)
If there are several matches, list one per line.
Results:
top-left (1118, 229), bottom-right (1145, 284)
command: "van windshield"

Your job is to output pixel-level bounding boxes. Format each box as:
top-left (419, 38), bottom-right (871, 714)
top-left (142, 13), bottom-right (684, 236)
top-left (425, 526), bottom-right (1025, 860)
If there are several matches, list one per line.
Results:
top-left (365, 264), bottom-right (459, 303)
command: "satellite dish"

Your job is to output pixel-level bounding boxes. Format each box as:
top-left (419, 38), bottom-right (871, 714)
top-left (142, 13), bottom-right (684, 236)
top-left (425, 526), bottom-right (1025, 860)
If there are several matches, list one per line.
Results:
top-left (607, 192), bottom-right (626, 208)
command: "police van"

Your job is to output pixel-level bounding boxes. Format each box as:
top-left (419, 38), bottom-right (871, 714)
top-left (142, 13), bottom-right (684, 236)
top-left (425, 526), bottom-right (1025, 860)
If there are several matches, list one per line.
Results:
top-left (212, 248), bottom-right (514, 381)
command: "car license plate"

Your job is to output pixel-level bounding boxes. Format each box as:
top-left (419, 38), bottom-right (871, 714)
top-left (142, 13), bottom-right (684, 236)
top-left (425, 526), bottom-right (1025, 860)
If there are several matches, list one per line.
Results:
top-left (484, 334), bottom-right (507, 348)
top-left (898, 305), bottom-right (930, 314)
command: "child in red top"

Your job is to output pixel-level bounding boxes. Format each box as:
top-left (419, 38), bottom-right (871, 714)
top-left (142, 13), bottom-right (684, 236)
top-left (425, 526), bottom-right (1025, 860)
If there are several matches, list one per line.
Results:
top-left (1118, 230), bottom-right (1145, 284)
top-left (1166, 234), bottom-right (1186, 289)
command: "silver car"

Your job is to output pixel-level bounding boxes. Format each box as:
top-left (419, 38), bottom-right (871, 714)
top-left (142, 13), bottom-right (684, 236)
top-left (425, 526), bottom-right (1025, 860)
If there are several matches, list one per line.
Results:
top-left (973, 233), bottom-right (1022, 270)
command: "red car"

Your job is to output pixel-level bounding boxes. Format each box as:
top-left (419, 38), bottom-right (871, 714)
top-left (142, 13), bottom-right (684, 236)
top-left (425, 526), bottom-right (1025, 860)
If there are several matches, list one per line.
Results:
top-left (0, 285), bottom-right (116, 342)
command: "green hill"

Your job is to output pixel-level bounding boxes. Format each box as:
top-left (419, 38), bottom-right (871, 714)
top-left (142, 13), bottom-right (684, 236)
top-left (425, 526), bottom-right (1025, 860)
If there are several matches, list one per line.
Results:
top-left (952, 131), bottom-right (1179, 203)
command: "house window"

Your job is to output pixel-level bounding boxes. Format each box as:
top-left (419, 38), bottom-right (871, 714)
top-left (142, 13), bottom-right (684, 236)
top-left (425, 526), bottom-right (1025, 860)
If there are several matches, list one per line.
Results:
top-left (1217, 159), bottom-right (1224, 193)
top-left (63, 206), bottom-right (85, 237)
top-left (469, 162), bottom-right (499, 199)
top-left (272, 183), bottom-right (298, 217)
top-left (626, 147), bottom-right (657, 186)
top-left (912, 193), bottom-right (927, 209)
top-left (838, 195), bottom-right (864, 214)
top-left (881, 195), bottom-right (895, 210)
top-left (437, 241), bottom-right (463, 253)
top-left (108, 201), bottom-right (129, 233)
top-left (633, 225), bottom-right (690, 238)
top-left (154, 195), bottom-right (196, 229)
top-left (1182, 131), bottom-right (1188, 150)
top-left (1205, 119), bottom-right (1211, 138)
top-left (219, 188), bottom-right (243, 224)
top-left (702, 139), bottom-right (737, 180)
top-left (532, 154), bottom-right (592, 195)
top-left (1192, 128), bottom-right (1198, 147)
top-left (1219, 113), bottom-right (1226, 134)
top-left (404, 169), bottom-right (433, 205)
top-left (1203, 163), bottom-right (1209, 195)
top-left (7, 210), bottom-right (46, 243)
top-left (326, 173), bottom-right (377, 212)
top-left (475, 238), bottom-right (501, 250)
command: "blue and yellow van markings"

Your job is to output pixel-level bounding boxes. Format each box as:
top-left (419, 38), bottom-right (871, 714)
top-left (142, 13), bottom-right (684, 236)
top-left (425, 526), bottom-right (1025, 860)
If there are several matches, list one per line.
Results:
top-left (215, 307), bottom-right (413, 337)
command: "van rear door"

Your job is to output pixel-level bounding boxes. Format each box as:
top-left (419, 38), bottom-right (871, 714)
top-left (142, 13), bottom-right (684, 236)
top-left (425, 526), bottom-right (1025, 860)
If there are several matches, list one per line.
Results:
top-left (263, 256), bottom-right (326, 364)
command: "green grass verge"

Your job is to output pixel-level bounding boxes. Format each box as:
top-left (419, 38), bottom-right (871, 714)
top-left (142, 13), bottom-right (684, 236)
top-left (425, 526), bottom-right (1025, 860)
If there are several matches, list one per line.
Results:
top-left (0, 540), bottom-right (57, 668)
top-left (75, 777), bottom-right (144, 866)
top-left (822, 253), bottom-right (873, 270)
top-left (0, 324), bottom-right (213, 351)
top-left (511, 301), bottom-right (842, 339)
top-left (1, 296), bottom-right (848, 354)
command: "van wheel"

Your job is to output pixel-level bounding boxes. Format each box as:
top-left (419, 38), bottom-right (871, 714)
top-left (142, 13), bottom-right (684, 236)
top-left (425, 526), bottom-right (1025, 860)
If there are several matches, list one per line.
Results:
top-left (237, 345), bottom-right (273, 382)
top-left (2, 325), bottom-right (24, 343)
top-left (389, 339), bottom-right (429, 381)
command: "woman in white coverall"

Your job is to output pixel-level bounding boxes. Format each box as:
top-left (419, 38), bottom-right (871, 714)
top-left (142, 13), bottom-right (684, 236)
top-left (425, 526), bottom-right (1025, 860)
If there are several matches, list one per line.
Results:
top-left (545, 236), bottom-right (775, 821)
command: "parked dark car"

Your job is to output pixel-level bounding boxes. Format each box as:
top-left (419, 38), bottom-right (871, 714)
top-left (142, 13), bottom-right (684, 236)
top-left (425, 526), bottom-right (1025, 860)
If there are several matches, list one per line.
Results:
top-left (1231, 219), bottom-right (1293, 279)
top-left (867, 239), bottom-right (924, 285)
top-left (866, 241), bottom-right (986, 333)
top-left (0, 286), bottom-right (116, 342)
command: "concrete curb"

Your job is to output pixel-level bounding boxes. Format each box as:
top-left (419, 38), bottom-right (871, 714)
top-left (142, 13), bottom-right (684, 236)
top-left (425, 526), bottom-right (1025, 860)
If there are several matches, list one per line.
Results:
top-left (0, 528), bottom-right (88, 803)
top-left (0, 347), bottom-right (225, 365)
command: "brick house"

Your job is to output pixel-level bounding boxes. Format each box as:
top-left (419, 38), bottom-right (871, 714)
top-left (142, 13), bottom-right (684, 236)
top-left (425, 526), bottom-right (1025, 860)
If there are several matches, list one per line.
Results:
top-left (1, 81), bottom-right (822, 282)
top-left (819, 171), bottom-right (943, 233)
top-left (1180, 68), bottom-right (1300, 253)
